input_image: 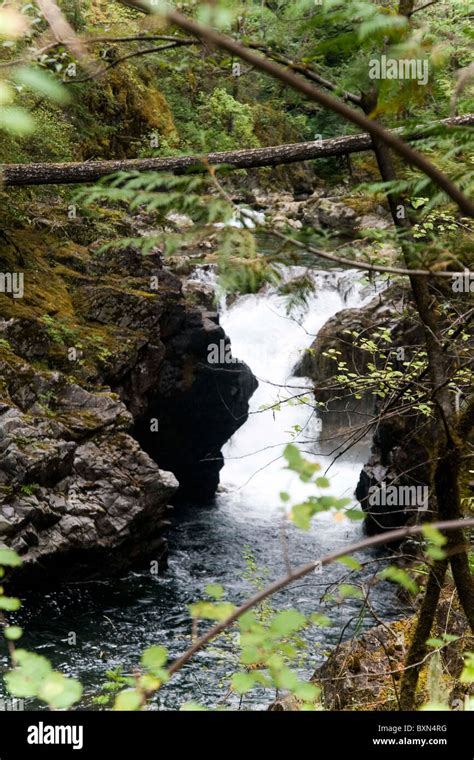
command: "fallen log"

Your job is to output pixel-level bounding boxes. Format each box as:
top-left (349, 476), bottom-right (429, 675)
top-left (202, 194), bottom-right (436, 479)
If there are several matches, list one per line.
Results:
top-left (0, 113), bottom-right (472, 187)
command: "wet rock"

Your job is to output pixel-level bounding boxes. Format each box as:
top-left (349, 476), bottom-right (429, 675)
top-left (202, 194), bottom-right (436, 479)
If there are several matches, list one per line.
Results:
top-left (355, 406), bottom-right (436, 536)
top-left (78, 285), bottom-right (165, 332)
top-left (293, 284), bottom-right (431, 535)
top-left (132, 309), bottom-right (258, 503)
top-left (165, 255), bottom-right (194, 276)
top-left (0, 317), bottom-right (51, 362)
top-left (9, 433), bottom-right (177, 587)
top-left (318, 198), bottom-right (359, 235)
top-left (0, 360), bottom-right (179, 586)
top-left (357, 213), bottom-right (392, 230)
top-left (272, 215), bottom-right (302, 230)
top-left (294, 284), bottom-right (419, 415)
top-left (0, 228), bottom-right (257, 583)
top-left (182, 279), bottom-right (216, 310)
top-left (87, 244), bottom-right (164, 279)
top-left (313, 593), bottom-right (471, 710)
top-left (249, 189), bottom-right (391, 237)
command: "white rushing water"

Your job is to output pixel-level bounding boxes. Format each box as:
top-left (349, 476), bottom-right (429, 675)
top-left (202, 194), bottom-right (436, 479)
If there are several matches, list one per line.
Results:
top-left (216, 267), bottom-right (378, 519)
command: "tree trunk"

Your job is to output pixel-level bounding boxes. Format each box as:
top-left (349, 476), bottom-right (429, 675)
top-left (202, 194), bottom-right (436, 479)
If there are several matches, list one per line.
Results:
top-left (363, 62), bottom-right (474, 703)
top-left (399, 559), bottom-right (448, 710)
top-left (0, 114), bottom-right (472, 187)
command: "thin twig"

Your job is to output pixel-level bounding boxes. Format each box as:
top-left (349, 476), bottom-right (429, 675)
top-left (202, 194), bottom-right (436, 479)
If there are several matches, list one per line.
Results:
top-left (166, 517), bottom-right (474, 678)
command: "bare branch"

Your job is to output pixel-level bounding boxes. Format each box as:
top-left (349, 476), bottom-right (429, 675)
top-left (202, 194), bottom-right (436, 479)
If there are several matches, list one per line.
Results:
top-left (36, 0), bottom-right (95, 74)
top-left (409, 0), bottom-right (440, 15)
top-left (268, 227), bottom-right (472, 279)
top-left (167, 517), bottom-right (474, 678)
top-left (64, 40), bottom-right (195, 84)
top-left (119, 0), bottom-right (474, 216)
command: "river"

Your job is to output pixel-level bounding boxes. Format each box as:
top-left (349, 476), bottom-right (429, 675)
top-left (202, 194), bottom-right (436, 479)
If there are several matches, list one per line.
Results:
top-left (7, 265), bottom-right (408, 710)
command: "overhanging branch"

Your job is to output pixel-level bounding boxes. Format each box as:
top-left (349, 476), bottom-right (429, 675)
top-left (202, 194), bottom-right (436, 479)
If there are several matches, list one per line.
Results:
top-left (118, 0), bottom-right (474, 217)
top-left (167, 517), bottom-right (474, 678)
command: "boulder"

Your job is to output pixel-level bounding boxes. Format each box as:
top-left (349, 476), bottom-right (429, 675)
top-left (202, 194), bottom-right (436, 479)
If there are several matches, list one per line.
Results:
top-left (0, 359), bottom-right (178, 587)
top-left (182, 279), bottom-right (216, 310)
top-left (294, 284), bottom-right (421, 424)
top-left (293, 284), bottom-right (432, 535)
top-left (357, 213), bottom-right (392, 230)
top-left (318, 198), bottom-right (359, 235)
top-left (313, 592), bottom-right (470, 710)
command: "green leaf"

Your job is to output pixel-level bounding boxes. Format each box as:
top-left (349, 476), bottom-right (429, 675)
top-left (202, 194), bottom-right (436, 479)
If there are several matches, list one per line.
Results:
top-left (460, 653), bottom-right (474, 684)
top-left (189, 601), bottom-right (235, 621)
top-left (4, 670), bottom-right (37, 698)
top-left (283, 443), bottom-right (303, 469)
top-left (114, 689), bottom-right (142, 711)
top-left (336, 584), bottom-right (364, 600)
top-left (380, 566), bottom-right (418, 594)
top-left (310, 613), bottom-right (331, 627)
top-left (11, 649), bottom-right (51, 675)
top-left (13, 66), bottom-right (71, 104)
top-left (4, 626), bottom-right (22, 641)
top-left (427, 634), bottom-right (459, 648)
top-left (411, 197), bottom-right (428, 209)
top-left (345, 508), bottom-right (365, 520)
top-left (274, 666), bottom-right (299, 691)
top-left (141, 646), bottom-right (168, 673)
top-left (231, 672), bottom-right (257, 694)
top-left (240, 645), bottom-right (262, 665)
top-left (205, 583), bottom-right (225, 600)
top-left (138, 673), bottom-right (161, 692)
top-left (0, 107), bottom-right (35, 136)
top-left (0, 596), bottom-right (21, 611)
top-left (318, 496), bottom-right (337, 509)
top-left (422, 525), bottom-right (447, 547)
top-left (239, 611), bottom-right (258, 631)
top-left (37, 673), bottom-right (82, 709)
top-left (5, 650), bottom-right (52, 697)
top-left (337, 556), bottom-right (362, 570)
top-left (426, 546), bottom-right (447, 561)
top-left (0, 549), bottom-right (22, 567)
top-left (315, 477), bottom-right (330, 488)
top-left (269, 609), bottom-right (306, 637)
top-left (93, 695), bottom-right (110, 705)
top-left (283, 444), bottom-right (320, 481)
top-left (426, 638), bottom-right (443, 648)
top-left (294, 682), bottom-right (320, 702)
top-left (291, 502), bottom-right (313, 530)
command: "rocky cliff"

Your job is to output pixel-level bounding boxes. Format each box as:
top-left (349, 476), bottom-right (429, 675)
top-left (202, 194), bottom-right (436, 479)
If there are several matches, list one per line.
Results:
top-left (293, 283), bottom-right (435, 535)
top-left (0, 228), bottom-right (257, 586)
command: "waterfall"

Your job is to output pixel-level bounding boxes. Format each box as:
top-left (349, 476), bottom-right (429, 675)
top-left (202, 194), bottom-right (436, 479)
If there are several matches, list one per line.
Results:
top-left (217, 267), bottom-right (378, 515)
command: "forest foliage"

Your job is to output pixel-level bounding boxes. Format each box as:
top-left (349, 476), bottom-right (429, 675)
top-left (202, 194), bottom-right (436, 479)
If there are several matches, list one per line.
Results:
top-left (0, 0), bottom-right (473, 712)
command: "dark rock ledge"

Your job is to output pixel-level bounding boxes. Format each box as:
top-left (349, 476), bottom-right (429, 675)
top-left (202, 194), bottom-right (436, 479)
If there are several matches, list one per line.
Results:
top-left (294, 284), bottom-right (434, 536)
top-left (0, 236), bottom-right (257, 586)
